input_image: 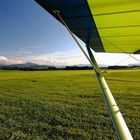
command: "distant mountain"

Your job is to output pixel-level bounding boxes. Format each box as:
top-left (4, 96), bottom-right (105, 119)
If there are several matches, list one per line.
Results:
top-left (77, 63), bottom-right (110, 68)
top-left (0, 62), bottom-right (55, 70)
top-left (8, 62), bottom-right (40, 68)
top-left (128, 63), bottom-right (140, 67)
top-left (77, 64), bottom-right (108, 68)
top-left (77, 64), bottom-right (91, 67)
top-left (0, 61), bottom-right (139, 70)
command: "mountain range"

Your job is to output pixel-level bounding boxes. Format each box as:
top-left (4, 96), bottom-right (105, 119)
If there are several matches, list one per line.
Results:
top-left (0, 62), bottom-right (52, 69)
top-left (0, 62), bottom-right (140, 70)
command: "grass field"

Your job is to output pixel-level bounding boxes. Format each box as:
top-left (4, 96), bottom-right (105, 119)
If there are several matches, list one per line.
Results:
top-left (0, 69), bottom-right (139, 140)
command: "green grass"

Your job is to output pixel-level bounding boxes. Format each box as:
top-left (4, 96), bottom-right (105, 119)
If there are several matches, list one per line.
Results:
top-left (0, 69), bottom-right (139, 140)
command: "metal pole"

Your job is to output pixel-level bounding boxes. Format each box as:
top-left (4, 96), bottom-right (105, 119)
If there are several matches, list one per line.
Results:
top-left (86, 46), bottom-right (133, 140)
top-left (53, 10), bottom-right (99, 74)
top-left (54, 10), bottom-right (133, 140)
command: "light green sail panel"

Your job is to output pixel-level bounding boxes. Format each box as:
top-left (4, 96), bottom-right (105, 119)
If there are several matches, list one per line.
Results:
top-left (87, 0), bottom-right (140, 53)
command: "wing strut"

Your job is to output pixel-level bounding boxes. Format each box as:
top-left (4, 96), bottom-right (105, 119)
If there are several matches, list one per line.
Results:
top-left (54, 9), bottom-right (133, 140)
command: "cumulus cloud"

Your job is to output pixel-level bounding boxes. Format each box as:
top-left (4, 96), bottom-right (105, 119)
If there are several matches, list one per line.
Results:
top-left (22, 49), bottom-right (140, 66)
top-left (1, 48), bottom-right (139, 66)
top-left (30, 49), bottom-right (89, 66)
top-left (0, 56), bottom-right (23, 65)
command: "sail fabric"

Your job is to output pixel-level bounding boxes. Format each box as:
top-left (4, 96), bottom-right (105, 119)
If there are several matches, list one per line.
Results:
top-left (35, 0), bottom-right (140, 54)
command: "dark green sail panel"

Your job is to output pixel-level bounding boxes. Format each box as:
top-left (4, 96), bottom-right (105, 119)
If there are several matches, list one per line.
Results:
top-left (35, 0), bottom-right (104, 52)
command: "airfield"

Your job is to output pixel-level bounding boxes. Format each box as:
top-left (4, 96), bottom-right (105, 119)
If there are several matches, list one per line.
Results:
top-left (0, 69), bottom-right (139, 139)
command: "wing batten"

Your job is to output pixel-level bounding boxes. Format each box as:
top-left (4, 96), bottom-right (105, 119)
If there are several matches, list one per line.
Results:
top-left (88, 0), bottom-right (140, 53)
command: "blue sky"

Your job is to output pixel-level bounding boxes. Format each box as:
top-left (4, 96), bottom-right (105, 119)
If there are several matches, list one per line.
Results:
top-left (0, 0), bottom-right (140, 66)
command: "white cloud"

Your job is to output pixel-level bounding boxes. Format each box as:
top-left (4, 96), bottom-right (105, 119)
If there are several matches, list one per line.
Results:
top-left (19, 46), bottom-right (41, 51)
top-left (0, 56), bottom-right (23, 65)
top-left (94, 52), bottom-right (140, 66)
top-left (1, 48), bottom-right (139, 66)
top-left (28, 49), bottom-right (140, 66)
top-left (30, 49), bottom-right (89, 66)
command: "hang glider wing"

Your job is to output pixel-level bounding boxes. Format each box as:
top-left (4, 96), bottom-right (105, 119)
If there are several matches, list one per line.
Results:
top-left (35, 0), bottom-right (140, 54)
